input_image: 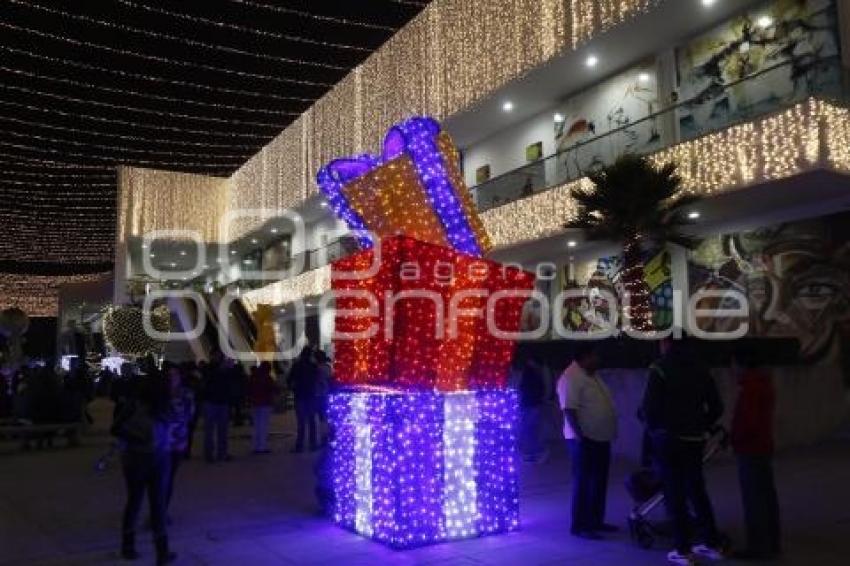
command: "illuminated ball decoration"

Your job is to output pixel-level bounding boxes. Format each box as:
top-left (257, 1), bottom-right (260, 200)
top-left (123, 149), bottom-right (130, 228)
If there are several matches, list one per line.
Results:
top-left (319, 116), bottom-right (531, 548)
top-left (103, 304), bottom-right (171, 356)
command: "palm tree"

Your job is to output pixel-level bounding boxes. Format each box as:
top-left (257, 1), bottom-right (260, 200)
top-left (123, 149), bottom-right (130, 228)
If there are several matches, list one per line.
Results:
top-left (566, 154), bottom-right (699, 332)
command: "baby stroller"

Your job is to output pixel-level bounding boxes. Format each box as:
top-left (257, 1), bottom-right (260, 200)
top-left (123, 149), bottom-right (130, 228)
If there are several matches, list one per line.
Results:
top-left (626, 427), bottom-right (729, 549)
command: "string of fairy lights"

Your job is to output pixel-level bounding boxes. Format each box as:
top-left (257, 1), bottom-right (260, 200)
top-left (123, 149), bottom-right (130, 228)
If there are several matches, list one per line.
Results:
top-left (4, 0), bottom-right (662, 317)
top-left (0, 65), bottom-right (301, 116)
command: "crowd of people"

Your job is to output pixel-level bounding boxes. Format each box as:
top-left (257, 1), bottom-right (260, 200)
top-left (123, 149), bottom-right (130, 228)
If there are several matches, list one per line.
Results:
top-left (518, 338), bottom-right (782, 566)
top-left (0, 359), bottom-right (96, 434)
top-left (107, 344), bottom-right (332, 564)
top-left (3, 339), bottom-right (780, 566)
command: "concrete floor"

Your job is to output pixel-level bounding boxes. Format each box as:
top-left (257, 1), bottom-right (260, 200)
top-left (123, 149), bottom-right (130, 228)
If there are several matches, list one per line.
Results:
top-left (1, 400), bottom-right (849, 566)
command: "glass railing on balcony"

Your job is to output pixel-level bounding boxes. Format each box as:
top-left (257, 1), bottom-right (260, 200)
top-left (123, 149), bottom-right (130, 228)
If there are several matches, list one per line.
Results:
top-left (472, 56), bottom-right (846, 212)
top-left (223, 234), bottom-right (360, 291)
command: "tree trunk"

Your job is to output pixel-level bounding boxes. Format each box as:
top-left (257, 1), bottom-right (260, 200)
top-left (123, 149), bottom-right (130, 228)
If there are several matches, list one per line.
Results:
top-left (621, 235), bottom-right (654, 333)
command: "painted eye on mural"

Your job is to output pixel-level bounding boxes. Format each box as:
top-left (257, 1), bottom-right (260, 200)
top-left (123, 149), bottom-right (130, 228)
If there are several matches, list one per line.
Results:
top-left (794, 282), bottom-right (838, 301)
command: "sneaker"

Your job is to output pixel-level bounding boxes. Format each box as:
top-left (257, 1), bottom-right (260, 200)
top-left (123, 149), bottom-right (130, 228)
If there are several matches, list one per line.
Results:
top-left (693, 544), bottom-right (726, 560)
top-left (667, 550), bottom-right (696, 565)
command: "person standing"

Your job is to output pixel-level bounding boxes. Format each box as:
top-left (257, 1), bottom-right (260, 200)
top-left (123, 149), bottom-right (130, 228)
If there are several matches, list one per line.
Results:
top-left (520, 357), bottom-right (547, 463)
top-left (556, 343), bottom-right (618, 539)
top-left (202, 350), bottom-right (232, 463)
top-left (643, 337), bottom-right (726, 566)
top-left (163, 362), bottom-right (194, 515)
top-left (731, 347), bottom-right (781, 561)
top-left (248, 362), bottom-right (279, 454)
top-left (112, 376), bottom-right (176, 565)
top-left (314, 350), bottom-right (333, 445)
top-left (288, 346), bottom-right (318, 453)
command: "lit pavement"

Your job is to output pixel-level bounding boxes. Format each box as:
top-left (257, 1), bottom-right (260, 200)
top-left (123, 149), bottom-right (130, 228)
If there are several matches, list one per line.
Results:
top-left (1, 400), bottom-right (848, 565)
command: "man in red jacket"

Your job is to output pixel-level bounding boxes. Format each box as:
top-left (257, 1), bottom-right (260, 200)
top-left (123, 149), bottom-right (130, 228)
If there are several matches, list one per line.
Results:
top-left (731, 346), bottom-right (781, 561)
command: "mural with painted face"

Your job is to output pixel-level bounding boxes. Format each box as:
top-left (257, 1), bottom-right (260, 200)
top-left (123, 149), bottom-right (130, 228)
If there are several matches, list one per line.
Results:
top-left (689, 212), bottom-right (850, 381)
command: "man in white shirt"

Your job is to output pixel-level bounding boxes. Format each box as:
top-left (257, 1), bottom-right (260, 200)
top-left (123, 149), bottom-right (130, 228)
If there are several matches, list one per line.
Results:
top-left (556, 342), bottom-right (618, 539)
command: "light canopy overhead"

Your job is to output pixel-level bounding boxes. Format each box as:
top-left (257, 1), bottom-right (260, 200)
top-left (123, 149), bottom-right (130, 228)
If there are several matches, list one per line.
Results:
top-left (0, 0), bottom-right (429, 275)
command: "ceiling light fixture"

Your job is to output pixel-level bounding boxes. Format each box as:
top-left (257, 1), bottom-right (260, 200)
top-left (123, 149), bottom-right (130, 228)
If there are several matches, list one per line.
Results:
top-left (757, 15), bottom-right (773, 29)
top-left (502, 101), bottom-right (514, 112)
top-left (567, 240), bottom-right (578, 248)
top-left (585, 55), bottom-right (599, 68)
top-left (554, 113), bottom-right (565, 123)
top-left (688, 211), bottom-right (701, 220)
top-left (701, 0), bottom-right (716, 7)
top-left (638, 72), bottom-right (651, 83)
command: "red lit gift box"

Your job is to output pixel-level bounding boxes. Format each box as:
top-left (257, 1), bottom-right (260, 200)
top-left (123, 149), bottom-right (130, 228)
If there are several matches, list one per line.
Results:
top-left (332, 235), bottom-right (535, 392)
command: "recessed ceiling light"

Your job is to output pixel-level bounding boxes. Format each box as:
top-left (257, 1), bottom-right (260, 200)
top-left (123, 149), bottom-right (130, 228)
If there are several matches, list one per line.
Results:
top-left (270, 227), bottom-right (279, 234)
top-left (757, 15), bottom-right (773, 29)
top-left (567, 240), bottom-right (578, 248)
top-left (251, 238), bottom-right (259, 244)
top-left (688, 211), bottom-right (701, 220)
top-left (141, 243), bottom-right (148, 249)
top-left (149, 253), bottom-right (156, 258)
top-left (243, 258), bottom-right (253, 264)
top-left (230, 250), bottom-right (237, 255)
top-left (502, 101), bottom-right (514, 112)
top-left (701, 0), bottom-right (716, 7)
top-left (320, 201), bottom-right (329, 208)
top-left (179, 250), bottom-right (187, 256)
top-left (554, 113), bottom-right (565, 123)
top-left (585, 55), bottom-right (599, 68)
top-left (638, 72), bottom-right (651, 83)
top-left (169, 262), bottom-right (177, 268)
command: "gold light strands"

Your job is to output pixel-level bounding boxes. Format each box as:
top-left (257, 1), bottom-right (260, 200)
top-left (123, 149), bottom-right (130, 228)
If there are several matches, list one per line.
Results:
top-left (485, 99), bottom-right (849, 249)
top-left (241, 266), bottom-right (332, 313)
top-left (204, 0), bottom-right (668, 241)
top-left (9, 0), bottom-right (348, 72)
top-left (0, 84), bottom-right (290, 129)
top-left (0, 46), bottom-right (315, 103)
top-left (0, 21), bottom-right (334, 87)
top-left (116, 0), bottom-right (372, 54)
top-left (0, 65), bottom-right (298, 117)
top-left (0, 272), bottom-right (112, 318)
top-left (1, 129), bottom-right (250, 161)
top-left (0, 99), bottom-right (270, 140)
top-left (0, 115), bottom-right (259, 151)
top-left (0, 140), bottom-right (238, 172)
top-left (118, 167), bottom-right (230, 242)
top-left (228, 0), bottom-right (398, 32)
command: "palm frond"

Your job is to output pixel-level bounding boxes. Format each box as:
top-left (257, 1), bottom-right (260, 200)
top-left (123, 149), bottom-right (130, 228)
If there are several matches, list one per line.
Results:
top-left (565, 154), bottom-right (701, 247)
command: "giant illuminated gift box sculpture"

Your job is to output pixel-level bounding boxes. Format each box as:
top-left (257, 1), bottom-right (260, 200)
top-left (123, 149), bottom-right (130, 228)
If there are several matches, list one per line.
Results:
top-left (317, 116), bottom-right (534, 548)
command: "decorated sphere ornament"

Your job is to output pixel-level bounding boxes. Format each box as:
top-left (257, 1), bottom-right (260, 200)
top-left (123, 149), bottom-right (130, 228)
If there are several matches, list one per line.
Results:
top-left (103, 304), bottom-right (171, 356)
top-left (317, 116), bottom-right (531, 548)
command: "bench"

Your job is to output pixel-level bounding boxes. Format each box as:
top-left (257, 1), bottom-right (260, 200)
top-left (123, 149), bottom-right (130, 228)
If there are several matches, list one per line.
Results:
top-left (0, 421), bottom-right (82, 450)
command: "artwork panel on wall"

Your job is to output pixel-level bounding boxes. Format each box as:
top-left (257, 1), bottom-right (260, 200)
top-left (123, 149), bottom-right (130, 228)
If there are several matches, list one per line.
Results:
top-left (688, 210), bottom-right (850, 372)
top-left (525, 141), bottom-right (544, 162)
top-left (553, 60), bottom-right (660, 183)
top-left (476, 164), bottom-right (492, 184)
top-left (676, 0), bottom-right (840, 140)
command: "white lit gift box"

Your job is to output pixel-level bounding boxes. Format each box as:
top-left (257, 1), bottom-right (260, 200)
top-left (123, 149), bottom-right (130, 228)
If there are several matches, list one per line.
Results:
top-left (327, 388), bottom-right (520, 548)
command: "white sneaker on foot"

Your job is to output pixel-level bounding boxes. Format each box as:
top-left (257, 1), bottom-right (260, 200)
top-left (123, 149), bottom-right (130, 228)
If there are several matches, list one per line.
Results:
top-left (692, 544), bottom-right (726, 560)
top-left (667, 550), bottom-right (696, 565)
